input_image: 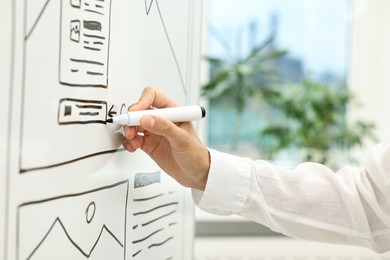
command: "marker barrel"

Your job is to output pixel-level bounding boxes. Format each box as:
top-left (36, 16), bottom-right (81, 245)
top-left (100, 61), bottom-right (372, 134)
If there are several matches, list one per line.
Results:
top-left (111, 105), bottom-right (206, 126)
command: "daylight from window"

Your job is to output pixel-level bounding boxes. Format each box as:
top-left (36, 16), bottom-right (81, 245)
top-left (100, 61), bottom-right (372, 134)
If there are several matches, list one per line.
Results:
top-left (205, 0), bottom-right (355, 166)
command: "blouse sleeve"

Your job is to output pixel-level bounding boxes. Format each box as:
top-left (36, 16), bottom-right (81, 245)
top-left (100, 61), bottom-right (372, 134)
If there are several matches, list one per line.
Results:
top-left (192, 141), bottom-right (390, 253)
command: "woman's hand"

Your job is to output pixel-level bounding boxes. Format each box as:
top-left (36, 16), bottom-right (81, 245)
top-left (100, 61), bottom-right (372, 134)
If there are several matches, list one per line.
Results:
top-left (122, 87), bottom-right (210, 191)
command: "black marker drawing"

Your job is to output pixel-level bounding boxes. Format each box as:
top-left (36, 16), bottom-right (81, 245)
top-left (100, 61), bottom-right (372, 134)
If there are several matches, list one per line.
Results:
top-left (133, 202), bottom-right (179, 216)
top-left (21, 0), bottom-right (110, 171)
top-left (119, 103), bottom-right (127, 114)
top-left (70, 20), bottom-right (81, 42)
top-left (58, 98), bottom-right (108, 125)
top-left (108, 105), bottom-right (117, 117)
top-left (17, 180), bottom-right (129, 260)
top-left (132, 193), bottom-right (164, 202)
top-left (130, 172), bottom-right (182, 259)
top-left (24, 0), bottom-right (51, 41)
top-left (59, 0), bottom-right (111, 87)
top-left (20, 0), bottom-right (196, 182)
top-left (85, 201), bottom-right (96, 224)
top-left (141, 210), bottom-right (177, 227)
top-left (148, 236), bottom-right (173, 249)
top-left (145, 0), bottom-right (188, 95)
top-left (83, 20), bottom-right (102, 31)
top-left (25, 217), bottom-right (123, 260)
top-left (10, 0), bottom-right (197, 258)
top-left (132, 228), bottom-right (164, 244)
top-left (20, 148), bottom-right (126, 174)
top-left (71, 0), bottom-right (81, 9)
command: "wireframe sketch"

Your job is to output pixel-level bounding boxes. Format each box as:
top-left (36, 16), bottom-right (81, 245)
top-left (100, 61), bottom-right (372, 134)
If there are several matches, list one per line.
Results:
top-left (17, 180), bottom-right (129, 260)
top-left (144, 0), bottom-right (188, 95)
top-left (20, 0), bottom-right (198, 173)
top-left (129, 171), bottom-right (184, 259)
top-left (59, 0), bottom-right (112, 87)
top-left (58, 98), bottom-right (108, 125)
top-left (6, 0), bottom-right (200, 258)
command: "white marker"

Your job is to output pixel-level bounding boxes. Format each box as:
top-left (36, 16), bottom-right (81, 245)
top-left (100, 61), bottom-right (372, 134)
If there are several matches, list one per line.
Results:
top-left (106, 105), bottom-right (206, 126)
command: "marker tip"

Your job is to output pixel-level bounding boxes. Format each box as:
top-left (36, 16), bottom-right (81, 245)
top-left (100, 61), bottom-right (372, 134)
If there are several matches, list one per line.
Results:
top-left (106, 118), bottom-right (113, 123)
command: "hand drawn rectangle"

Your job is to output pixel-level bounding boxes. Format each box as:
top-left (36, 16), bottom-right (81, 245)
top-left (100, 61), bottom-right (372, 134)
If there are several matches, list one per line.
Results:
top-left (17, 180), bottom-right (129, 260)
top-left (58, 98), bottom-right (107, 125)
top-left (59, 0), bottom-right (112, 87)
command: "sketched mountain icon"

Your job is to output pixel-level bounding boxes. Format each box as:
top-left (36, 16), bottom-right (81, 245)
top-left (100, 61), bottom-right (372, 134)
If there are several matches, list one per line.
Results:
top-left (26, 217), bottom-right (124, 260)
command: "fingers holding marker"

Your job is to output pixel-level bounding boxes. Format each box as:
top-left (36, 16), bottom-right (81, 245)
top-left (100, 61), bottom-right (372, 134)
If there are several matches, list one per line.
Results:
top-left (123, 137), bottom-right (136, 153)
top-left (123, 103), bottom-right (138, 144)
top-left (123, 122), bottom-right (147, 153)
top-left (123, 131), bottom-right (145, 152)
top-left (113, 91), bottom-right (206, 153)
top-left (122, 113), bottom-right (146, 153)
top-left (125, 98), bottom-right (149, 142)
top-left (141, 115), bottom-right (191, 150)
top-left (123, 87), bottom-right (179, 137)
top-left (124, 114), bottom-right (186, 154)
top-left (124, 125), bottom-right (136, 140)
top-left (133, 87), bottom-right (180, 111)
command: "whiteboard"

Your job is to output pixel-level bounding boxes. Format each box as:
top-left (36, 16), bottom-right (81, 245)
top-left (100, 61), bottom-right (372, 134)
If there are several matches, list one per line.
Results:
top-left (1, 0), bottom-right (204, 259)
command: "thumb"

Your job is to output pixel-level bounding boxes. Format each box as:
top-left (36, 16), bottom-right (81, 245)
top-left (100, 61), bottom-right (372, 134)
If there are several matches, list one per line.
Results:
top-left (141, 115), bottom-right (188, 148)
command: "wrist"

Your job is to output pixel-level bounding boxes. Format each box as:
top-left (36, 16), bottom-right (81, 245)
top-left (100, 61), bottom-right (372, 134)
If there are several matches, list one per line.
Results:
top-left (194, 148), bottom-right (210, 191)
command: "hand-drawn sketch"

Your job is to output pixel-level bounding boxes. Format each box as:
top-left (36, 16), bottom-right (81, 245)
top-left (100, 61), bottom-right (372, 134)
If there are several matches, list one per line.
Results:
top-left (59, 0), bottom-right (112, 87)
top-left (129, 171), bottom-right (185, 259)
top-left (4, 0), bottom-right (201, 258)
top-left (58, 98), bottom-right (108, 125)
top-left (144, 0), bottom-right (188, 95)
top-left (20, 0), bottom-right (198, 173)
top-left (18, 180), bottom-right (129, 260)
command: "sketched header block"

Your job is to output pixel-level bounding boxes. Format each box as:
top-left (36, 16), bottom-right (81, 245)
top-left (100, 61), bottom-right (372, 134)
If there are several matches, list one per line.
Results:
top-left (59, 0), bottom-right (112, 87)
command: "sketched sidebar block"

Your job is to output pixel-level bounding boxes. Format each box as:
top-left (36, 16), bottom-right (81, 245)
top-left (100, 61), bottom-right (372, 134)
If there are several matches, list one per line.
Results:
top-left (59, 0), bottom-right (111, 87)
top-left (129, 171), bottom-right (185, 259)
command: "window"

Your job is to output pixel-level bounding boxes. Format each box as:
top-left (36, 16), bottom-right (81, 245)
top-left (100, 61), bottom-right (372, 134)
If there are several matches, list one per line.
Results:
top-left (205, 0), bottom-right (352, 163)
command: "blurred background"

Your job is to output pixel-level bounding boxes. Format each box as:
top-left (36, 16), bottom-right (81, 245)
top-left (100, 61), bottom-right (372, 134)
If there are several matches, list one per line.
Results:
top-left (195, 0), bottom-right (390, 259)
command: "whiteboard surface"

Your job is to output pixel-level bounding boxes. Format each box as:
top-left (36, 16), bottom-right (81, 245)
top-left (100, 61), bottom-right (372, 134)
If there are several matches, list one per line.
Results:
top-left (2, 0), bottom-right (203, 259)
top-left (1, 1), bottom-right (13, 259)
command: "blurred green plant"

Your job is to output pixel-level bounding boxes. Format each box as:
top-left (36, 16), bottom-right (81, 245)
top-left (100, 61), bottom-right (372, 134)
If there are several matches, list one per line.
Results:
top-left (202, 28), bottom-right (287, 150)
top-left (260, 79), bottom-right (377, 166)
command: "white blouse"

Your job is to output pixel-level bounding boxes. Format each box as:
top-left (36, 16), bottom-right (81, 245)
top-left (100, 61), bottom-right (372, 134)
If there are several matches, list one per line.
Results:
top-left (192, 140), bottom-right (390, 253)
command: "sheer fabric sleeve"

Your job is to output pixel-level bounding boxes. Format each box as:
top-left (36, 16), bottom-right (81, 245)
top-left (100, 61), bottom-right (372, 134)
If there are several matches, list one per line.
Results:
top-left (192, 142), bottom-right (390, 253)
